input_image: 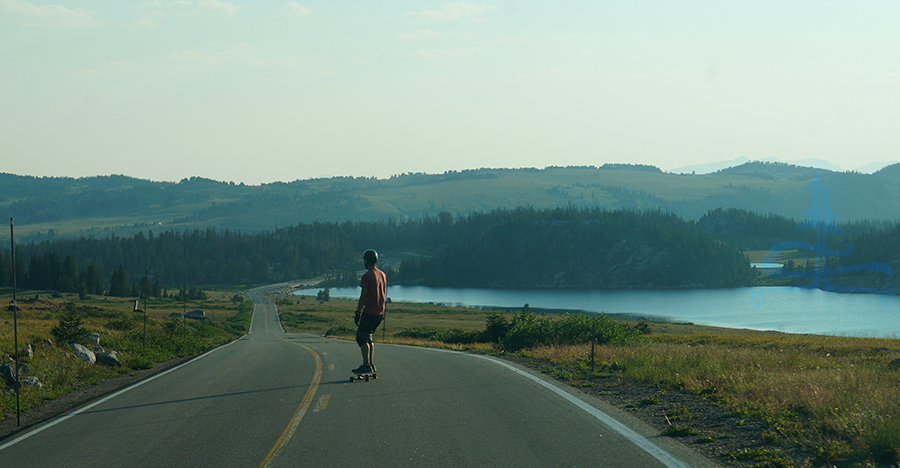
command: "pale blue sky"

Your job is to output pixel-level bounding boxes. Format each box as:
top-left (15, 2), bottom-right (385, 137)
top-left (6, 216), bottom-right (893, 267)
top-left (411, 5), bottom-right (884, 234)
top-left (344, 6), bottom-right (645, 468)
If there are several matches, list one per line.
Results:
top-left (2, 1), bottom-right (899, 184)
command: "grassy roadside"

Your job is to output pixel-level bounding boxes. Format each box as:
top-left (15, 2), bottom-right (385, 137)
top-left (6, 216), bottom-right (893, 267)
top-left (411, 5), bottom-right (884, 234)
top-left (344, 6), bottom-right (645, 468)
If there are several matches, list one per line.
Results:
top-left (281, 294), bottom-right (900, 467)
top-left (0, 290), bottom-right (247, 417)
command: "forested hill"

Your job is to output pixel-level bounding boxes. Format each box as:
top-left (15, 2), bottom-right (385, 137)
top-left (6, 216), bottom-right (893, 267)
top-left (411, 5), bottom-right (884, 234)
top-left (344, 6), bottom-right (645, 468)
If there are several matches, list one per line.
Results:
top-left (4, 162), bottom-right (900, 242)
top-left (405, 208), bottom-right (754, 289)
top-left (0, 207), bottom-right (753, 293)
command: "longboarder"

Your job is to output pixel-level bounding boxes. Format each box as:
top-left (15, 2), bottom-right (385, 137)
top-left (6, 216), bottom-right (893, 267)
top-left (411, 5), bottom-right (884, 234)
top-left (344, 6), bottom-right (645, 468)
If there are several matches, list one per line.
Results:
top-left (353, 249), bottom-right (387, 376)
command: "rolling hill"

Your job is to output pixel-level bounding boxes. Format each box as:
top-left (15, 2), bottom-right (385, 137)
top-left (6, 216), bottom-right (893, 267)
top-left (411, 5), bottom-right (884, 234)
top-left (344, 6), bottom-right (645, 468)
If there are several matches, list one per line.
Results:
top-left (3, 162), bottom-right (900, 242)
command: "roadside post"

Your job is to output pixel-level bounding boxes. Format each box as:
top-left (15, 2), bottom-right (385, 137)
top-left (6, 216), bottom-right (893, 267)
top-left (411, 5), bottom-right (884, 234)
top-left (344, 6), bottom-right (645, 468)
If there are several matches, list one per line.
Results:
top-left (143, 266), bottom-right (148, 354)
top-left (182, 283), bottom-right (186, 333)
top-left (10, 218), bottom-right (20, 426)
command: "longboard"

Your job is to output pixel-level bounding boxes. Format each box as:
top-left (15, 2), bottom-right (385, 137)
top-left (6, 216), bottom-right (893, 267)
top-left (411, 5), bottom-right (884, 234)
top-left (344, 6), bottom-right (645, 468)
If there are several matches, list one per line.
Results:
top-left (350, 372), bottom-right (377, 383)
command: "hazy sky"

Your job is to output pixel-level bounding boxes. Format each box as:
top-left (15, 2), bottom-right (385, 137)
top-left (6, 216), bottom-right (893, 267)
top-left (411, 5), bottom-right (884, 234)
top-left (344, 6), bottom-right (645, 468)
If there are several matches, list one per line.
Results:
top-left (2, 1), bottom-right (899, 184)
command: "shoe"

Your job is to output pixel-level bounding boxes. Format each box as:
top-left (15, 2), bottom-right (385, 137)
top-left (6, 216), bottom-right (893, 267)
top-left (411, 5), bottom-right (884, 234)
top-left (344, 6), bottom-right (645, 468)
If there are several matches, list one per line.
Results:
top-left (352, 365), bottom-right (371, 374)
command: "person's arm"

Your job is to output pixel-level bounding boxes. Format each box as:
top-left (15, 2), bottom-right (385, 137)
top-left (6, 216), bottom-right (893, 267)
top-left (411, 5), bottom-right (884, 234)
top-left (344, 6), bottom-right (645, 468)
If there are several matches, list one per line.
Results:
top-left (355, 280), bottom-right (368, 324)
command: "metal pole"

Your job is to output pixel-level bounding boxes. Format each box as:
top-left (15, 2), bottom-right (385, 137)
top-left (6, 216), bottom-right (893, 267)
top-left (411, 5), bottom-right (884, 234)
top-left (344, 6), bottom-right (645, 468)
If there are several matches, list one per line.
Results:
top-left (10, 218), bottom-right (20, 426)
top-left (142, 266), bottom-right (148, 354)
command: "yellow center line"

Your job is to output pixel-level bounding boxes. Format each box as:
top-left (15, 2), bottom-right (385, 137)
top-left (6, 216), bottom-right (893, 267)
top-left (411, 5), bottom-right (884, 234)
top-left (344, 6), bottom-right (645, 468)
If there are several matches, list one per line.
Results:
top-left (258, 339), bottom-right (323, 468)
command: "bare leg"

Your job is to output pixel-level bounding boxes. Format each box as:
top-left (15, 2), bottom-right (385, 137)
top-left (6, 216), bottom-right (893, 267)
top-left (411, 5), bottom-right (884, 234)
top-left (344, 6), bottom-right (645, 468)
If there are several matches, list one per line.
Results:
top-left (367, 343), bottom-right (374, 368)
top-left (359, 344), bottom-right (368, 366)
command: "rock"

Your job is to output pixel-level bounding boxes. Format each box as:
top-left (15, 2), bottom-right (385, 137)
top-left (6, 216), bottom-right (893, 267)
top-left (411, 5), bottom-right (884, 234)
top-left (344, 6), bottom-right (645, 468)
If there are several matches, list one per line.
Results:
top-left (25, 343), bottom-right (36, 359)
top-left (21, 376), bottom-right (43, 390)
top-left (94, 346), bottom-right (104, 354)
top-left (86, 333), bottom-right (101, 347)
top-left (70, 343), bottom-right (96, 365)
top-left (43, 338), bottom-right (53, 347)
top-left (96, 351), bottom-right (121, 367)
top-left (889, 359), bottom-right (900, 370)
top-left (0, 365), bottom-right (16, 388)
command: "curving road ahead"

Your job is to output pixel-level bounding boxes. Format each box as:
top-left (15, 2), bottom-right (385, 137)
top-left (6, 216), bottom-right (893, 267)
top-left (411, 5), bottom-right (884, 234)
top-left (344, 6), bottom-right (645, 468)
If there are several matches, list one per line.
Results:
top-left (0, 286), bottom-right (716, 467)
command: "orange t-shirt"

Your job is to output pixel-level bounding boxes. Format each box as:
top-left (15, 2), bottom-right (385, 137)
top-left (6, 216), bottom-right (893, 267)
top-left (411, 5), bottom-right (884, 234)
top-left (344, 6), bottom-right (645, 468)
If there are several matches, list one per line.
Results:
top-left (360, 267), bottom-right (387, 315)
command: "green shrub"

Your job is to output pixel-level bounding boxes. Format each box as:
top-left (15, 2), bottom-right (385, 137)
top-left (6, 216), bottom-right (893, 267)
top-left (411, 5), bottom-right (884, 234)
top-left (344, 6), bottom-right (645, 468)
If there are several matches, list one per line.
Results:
top-left (434, 329), bottom-right (484, 344)
top-left (484, 312), bottom-right (510, 342)
top-left (325, 325), bottom-right (354, 336)
top-left (500, 312), bottom-right (644, 351)
top-left (51, 304), bottom-right (86, 346)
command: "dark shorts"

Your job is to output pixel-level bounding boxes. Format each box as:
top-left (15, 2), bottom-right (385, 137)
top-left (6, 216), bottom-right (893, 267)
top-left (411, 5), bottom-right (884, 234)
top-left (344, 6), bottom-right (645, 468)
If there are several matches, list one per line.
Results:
top-left (356, 313), bottom-right (383, 346)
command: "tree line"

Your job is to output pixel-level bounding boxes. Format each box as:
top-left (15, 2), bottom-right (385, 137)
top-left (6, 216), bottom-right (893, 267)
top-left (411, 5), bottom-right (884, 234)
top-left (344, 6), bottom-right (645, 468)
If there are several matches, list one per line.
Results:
top-left (11, 205), bottom-right (900, 295)
top-left (0, 206), bottom-right (771, 296)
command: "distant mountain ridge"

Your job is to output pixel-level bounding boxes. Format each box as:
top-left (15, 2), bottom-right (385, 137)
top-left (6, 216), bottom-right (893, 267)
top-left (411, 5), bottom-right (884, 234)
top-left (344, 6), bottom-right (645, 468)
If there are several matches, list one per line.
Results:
top-left (669, 157), bottom-right (899, 175)
top-left (3, 162), bottom-right (900, 241)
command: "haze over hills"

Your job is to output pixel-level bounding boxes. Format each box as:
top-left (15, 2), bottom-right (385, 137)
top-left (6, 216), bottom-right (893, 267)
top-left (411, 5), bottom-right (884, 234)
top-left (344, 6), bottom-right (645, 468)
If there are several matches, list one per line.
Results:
top-left (3, 161), bottom-right (900, 242)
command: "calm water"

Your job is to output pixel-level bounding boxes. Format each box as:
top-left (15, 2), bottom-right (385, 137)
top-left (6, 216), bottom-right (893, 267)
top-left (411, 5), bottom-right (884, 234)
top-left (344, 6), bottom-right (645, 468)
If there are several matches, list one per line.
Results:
top-left (294, 286), bottom-right (900, 338)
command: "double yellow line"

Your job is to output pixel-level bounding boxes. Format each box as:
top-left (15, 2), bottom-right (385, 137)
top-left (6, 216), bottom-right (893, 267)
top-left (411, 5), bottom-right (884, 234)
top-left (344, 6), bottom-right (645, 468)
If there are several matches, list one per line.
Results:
top-left (258, 340), bottom-right (323, 467)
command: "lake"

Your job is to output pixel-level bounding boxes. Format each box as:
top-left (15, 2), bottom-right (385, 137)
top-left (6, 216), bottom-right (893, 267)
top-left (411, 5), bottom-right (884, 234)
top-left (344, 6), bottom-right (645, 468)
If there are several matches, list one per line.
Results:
top-left (294, 286), bottom-right (900, 338)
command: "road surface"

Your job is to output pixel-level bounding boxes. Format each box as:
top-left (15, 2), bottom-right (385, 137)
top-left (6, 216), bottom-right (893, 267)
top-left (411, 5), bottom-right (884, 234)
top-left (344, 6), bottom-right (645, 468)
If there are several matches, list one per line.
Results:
top-left (0, 286), bottom-right (715, 467)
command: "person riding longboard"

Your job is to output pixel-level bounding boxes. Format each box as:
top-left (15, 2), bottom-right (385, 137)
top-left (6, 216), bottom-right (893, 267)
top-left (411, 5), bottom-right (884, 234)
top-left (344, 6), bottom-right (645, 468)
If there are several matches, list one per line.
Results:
top-left (353, 249), bottom-right (387, 375)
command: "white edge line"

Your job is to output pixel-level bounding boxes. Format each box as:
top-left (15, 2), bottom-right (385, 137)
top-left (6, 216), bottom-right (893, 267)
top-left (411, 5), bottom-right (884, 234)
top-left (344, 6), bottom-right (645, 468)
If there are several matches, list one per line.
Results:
top-left (470, 354), bottom-right (692, 468)
top-left (0, 337), bottom-right (243, 452)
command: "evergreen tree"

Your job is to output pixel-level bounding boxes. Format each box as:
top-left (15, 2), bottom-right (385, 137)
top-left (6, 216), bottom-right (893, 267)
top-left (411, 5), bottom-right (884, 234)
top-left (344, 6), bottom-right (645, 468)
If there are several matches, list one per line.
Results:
top-left (108, 265), bottom-right (129, 297)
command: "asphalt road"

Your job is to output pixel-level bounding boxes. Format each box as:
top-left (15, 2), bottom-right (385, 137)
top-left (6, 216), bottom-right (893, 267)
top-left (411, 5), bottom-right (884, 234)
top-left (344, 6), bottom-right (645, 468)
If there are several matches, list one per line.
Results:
top-left (0, 286), bottom-right (716, 467)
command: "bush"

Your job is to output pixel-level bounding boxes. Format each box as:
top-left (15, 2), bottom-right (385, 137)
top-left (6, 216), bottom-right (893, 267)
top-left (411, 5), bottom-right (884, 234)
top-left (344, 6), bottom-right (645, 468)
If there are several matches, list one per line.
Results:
top-left (51, 304), bottom-right (86, 346)
top-left (485, 312), bottom-right (510, 342)
top-left (325, 325), bottom-right (354, 336)
top-left (500, 312), bottom-right (644, 351)
top-left (435, 329), bottom-right (484, 344)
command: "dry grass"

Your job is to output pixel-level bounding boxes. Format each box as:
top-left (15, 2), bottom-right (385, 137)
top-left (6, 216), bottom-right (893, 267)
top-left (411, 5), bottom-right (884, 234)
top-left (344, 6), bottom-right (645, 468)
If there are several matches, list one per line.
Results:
top-left (523, 331), bottom-right (900, 465)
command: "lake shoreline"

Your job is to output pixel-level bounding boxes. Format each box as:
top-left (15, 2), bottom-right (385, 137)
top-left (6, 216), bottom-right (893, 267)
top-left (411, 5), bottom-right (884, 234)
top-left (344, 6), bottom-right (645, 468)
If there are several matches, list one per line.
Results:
top-left (294, 285), bottom-right (900, 338)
